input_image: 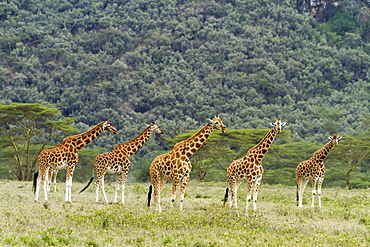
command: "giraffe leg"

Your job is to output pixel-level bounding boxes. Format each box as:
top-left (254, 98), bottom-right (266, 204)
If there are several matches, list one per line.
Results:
top-left (95, 171), bottom-right (108, 203)
top-left (100, 176), bottom-right (109, 203)
top-left (170, 179), bottom-right (180, 208)
top-left (53, 170), bottom-right (58, 192)
top-left (317, 177), bottom-right (324, 208)
top-left (47, 169), bottom-right (52, 192)
top-left (113, 176), bottom-right (120, 203)
top-left (297, 177), bottom-right (309, 207)
top-left (229, 181), bottom-right (240, 209)
top-left (179, 175), bottom-right (190, 211)
top-left (311, 178), bottom-right (318, 208)
top-left (41, 167), bottom-right (51, 201)
top-left (245, 180), bottom-right (253, 215)
top-left (38, 167), bottom-right (49, 202)
top-left (65, 166), bottom-right (75, 203)
top-left (153, 179), bottom-right (165, 213)
top-left (253, 176), bottom-right (262, 212)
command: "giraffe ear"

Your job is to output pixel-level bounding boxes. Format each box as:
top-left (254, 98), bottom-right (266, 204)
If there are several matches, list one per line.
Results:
top-left (281, 122), bottom-right (286, 126)
top-left (270, 122), bottom-right (276, 127)
top-left (338, 136), bottom-right (342, 140)
top-left (328, 136), bottom-right (333, 140)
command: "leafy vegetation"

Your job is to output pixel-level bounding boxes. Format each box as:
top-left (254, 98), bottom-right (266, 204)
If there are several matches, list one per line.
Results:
top-left (0, 0), bottom-right (369, 186)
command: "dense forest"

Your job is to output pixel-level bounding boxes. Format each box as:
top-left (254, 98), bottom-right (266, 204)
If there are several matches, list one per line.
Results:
top-left (0, 0), bottom-right (369, 187)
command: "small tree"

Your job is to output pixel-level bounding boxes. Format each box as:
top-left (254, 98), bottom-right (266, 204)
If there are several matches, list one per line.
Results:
top-left (0, 103), bottom-right (78, 181)
top-left (331, 135), bottom-right (370, 189)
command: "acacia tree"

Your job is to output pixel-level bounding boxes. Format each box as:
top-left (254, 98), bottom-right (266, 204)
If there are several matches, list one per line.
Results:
top-left (0, 103), bottom-right (78, 181)
top-left (331, 135), bottom-right (370, 189)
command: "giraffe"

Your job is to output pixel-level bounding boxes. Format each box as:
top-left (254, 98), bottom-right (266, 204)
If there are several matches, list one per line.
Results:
top-left (226, 119), bottom-right (286, 215)
top-left (79, 122), bottom-right (165, 203)
top-left (296, 133), bottom-right (341, 208)
top-left (148, 115), bottom-right (227, 212)
top-left (33, 120), bottom-right (118, 203)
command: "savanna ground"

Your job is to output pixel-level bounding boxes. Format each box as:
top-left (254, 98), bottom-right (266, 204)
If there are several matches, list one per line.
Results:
top-left (0, 180), bottom-right (369, 247)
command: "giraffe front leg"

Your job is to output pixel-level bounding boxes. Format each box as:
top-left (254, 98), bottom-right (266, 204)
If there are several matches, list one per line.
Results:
top-left (179, 175), bottom-right (190, 211)
top-left (53, 170), bottom-right (58, 192)
top-left (311, 178), bottom-right (317, 208)
top-left (170, 179), bottom-right (180, 208)
top-left (101, 179), bottom-right (109, 203)
top-left (42, 167), bottom-right (50, 201)
top-left (245, 181), bottom-right (253, 215)
top-left (253, 176), bottom-right (263, 212)
top-left (317, 177), bottom-right (324, 208)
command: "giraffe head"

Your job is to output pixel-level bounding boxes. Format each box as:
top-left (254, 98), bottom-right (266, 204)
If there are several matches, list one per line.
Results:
top-left (270, 119), bottom-right (286, 133)
top-left (147, 122), bottom-right (165, 134)
top-left (102, 120), bottom-right (118, 135)
top-left (208, 115), bottom-right (227, 133)
top-left (328, 133), bottom-right (341, 145)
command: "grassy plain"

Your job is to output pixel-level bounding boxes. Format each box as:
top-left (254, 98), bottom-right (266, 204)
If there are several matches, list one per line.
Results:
top-left (0, 180), bottom-right (369, 246)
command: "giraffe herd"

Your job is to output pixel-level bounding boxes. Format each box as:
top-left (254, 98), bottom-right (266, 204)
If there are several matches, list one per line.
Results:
top-left (33, 116), bottom-right (341, 214)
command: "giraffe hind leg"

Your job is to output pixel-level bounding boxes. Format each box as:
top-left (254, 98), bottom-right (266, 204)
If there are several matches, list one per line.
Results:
top-left (179, 175), bottom-right (190, 211)
top-left (298, 178), bottom-right (309, 207)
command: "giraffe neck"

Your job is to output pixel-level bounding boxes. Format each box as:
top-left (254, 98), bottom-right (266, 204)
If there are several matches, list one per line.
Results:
top-left (311, 141), bottom-right (334, 161)
top-left (173, 123), bottom-right (214, 159)
top-left (115, 126), bottom-right (153, 155)
top-left (62, 121), bottom-right (105, 151)
top-left (247, 128), bottom-right (278, 162)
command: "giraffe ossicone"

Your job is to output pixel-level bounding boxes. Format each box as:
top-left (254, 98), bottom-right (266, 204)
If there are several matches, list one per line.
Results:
top-left (148, 115), bottom-right (226, 212)
top-left (225, 119), bottom-right (285, 215)
top-left (33, 120), bottom-right (118, 203)
top-left (296, 133), bottom-right (341, 208)
top-left (79, 122), bottom-right (165, 204)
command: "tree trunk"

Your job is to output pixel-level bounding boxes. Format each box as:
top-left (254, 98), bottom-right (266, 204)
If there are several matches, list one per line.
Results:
top-left (345, 169), bottom-right (352, 190)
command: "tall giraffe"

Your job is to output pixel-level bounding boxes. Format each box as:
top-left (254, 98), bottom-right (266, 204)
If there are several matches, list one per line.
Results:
top-left (148, 115), bottom-right (226, 212)
top-left (226, 119), bottom-right (285, 214)
top-left (34, 120), bottom-right (118, 203)
top-left (79, 122), bottom-right (165, 203)
top-left (296, 133), bottom-right (341, 208)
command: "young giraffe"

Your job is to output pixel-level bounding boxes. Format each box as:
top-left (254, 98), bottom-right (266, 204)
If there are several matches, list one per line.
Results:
top-left (226, 119), bottom-right (286, 214)
top-left (79, 122), bottom-right (165, 203)
top-left (148, 115), bottom-right (227, 212)
top-left (34, 120), bottom-right (118, 203)
top-left (296, 133), bottom-right (341, 208)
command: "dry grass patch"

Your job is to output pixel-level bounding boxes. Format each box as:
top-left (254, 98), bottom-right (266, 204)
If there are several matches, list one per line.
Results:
top-left (0, 180), bottom-right (369, 246)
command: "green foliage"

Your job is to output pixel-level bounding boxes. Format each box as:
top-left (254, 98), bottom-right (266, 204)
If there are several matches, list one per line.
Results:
top-left (0, 0), bottom-right (369, 185)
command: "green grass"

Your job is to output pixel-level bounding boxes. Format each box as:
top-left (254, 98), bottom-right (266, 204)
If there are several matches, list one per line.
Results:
top-left (0, 180), bottom-right (369, 246)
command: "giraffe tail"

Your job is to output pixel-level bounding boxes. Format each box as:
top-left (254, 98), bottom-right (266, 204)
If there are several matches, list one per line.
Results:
top-left (223, 188), bottom-right (229, 206)
top-left (32, 171), bottom-right (38, 194)
top-left (147, 185), bottom-right (153, 207)
top-left (79, 177), bottom-right (94, 194)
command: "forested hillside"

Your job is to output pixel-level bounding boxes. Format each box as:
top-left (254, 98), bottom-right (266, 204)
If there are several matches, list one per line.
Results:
top-left (0, 0), bottom-right (369, 185)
